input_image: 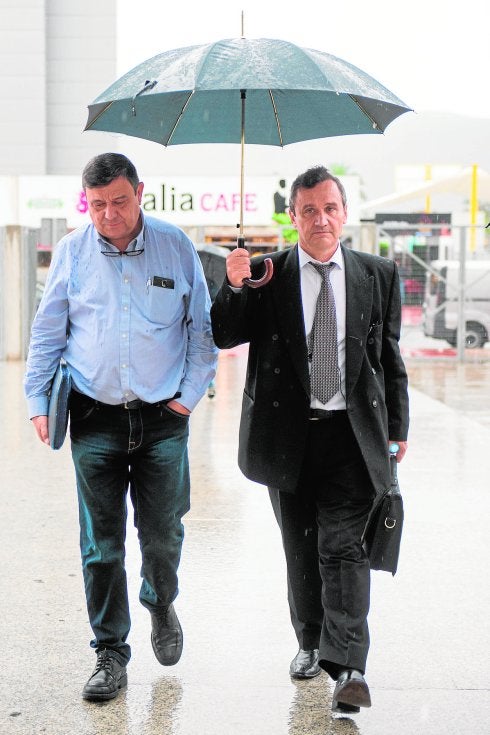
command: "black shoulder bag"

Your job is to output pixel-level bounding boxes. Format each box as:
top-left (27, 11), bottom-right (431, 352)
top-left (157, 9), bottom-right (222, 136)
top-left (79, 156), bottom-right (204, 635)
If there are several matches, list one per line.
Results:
top-left (362, 444), bottom-right (404, 575)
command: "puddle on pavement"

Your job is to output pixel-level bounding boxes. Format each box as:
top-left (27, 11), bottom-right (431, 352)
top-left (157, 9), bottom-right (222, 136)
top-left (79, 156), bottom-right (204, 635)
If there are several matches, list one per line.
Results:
top-left (407, 361), bottom-right (490, 428)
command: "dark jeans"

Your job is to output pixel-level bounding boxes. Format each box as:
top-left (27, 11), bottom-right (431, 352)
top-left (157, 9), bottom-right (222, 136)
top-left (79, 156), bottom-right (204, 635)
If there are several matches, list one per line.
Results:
top-left (69, 391), bottom-right (190, 664)
top-left (269, 411), bottom-right (374, 679)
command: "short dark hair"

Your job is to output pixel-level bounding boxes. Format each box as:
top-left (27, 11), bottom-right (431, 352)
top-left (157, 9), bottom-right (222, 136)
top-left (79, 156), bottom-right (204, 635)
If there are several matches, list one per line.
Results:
top-left (289, 166), bottom-right (347, 213)
top-left (82, 153), bottom-right (139, 191)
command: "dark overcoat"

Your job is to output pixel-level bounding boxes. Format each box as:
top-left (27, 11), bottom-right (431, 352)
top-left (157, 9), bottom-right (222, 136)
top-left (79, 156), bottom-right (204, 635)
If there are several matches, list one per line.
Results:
top-left (211, 244), bottom-right (409, 497)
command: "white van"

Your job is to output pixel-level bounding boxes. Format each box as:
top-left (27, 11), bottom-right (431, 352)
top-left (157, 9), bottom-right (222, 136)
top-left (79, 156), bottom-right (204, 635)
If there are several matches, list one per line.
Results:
top-left (423, 260), bottom-right (490, 349)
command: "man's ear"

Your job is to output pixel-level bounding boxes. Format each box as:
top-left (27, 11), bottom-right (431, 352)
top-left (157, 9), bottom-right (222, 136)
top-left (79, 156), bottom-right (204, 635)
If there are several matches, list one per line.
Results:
top-left (136, 181), bottom-right (144, 203)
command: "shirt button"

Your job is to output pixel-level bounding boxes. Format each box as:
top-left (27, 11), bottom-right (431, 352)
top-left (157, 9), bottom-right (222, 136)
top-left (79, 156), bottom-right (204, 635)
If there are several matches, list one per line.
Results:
top-left (122, 364), bottom-right (127, 368)
top-left (372, 399), bottom-right (378, 407)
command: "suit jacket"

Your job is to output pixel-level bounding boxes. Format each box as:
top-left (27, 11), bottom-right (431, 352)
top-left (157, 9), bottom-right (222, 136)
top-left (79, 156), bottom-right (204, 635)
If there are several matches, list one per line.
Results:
top-left (211, 244), bottom-right (409, 496)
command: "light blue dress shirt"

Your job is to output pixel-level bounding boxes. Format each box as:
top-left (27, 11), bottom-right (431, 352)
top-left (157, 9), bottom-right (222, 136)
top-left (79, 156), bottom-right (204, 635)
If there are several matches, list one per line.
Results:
top-left (24, 213), bottom-right (218, 417)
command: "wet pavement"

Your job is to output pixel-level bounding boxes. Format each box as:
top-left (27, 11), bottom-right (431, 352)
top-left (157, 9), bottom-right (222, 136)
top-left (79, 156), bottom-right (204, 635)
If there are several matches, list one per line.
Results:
top-left (1, 349), bottom-right (489, 735)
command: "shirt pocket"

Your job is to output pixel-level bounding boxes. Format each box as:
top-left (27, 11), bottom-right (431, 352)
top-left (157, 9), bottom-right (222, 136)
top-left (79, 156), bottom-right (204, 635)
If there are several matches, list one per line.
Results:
top-left (147, 283), bottom-right (184, 326)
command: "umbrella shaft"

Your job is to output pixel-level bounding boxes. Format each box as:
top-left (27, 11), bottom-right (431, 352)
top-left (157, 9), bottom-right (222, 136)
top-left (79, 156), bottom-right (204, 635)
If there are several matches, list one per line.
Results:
top-left (240, 90), bottom-right (246, 238)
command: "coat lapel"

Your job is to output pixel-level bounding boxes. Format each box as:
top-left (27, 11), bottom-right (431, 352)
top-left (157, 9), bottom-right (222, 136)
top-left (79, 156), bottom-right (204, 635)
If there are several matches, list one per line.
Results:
top-left (343, 247), bottom-right (374, 398)
top-left (271, 246), bottom-right (310, 397)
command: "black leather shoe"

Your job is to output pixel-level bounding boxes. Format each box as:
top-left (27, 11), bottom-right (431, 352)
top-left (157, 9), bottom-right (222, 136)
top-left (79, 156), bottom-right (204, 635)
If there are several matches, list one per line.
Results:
top-left (82, 649), bottom-right (127, 701)
top-left (332, 669), bottom-right (371, 713)
top-left (289, 649), bottom-right (321, 679)
top-left (150, 603), bottom-right (183, 665)
top-left (332, 701), bottom-right (361, 715)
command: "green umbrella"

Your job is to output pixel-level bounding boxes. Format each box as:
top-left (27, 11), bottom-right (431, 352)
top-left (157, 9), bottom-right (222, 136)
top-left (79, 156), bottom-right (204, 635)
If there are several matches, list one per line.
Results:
top-left (85, 37), bottom-right (412, 286)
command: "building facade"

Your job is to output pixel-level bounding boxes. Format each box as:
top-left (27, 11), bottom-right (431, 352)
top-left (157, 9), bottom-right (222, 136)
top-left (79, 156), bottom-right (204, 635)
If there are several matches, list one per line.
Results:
top-left (0, 0), bottom-right (117, 176)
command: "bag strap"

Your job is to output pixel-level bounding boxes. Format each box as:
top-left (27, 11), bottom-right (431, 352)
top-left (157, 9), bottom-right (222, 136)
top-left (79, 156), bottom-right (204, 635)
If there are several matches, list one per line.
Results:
top-left (389, 443), bottom-right (401, 494)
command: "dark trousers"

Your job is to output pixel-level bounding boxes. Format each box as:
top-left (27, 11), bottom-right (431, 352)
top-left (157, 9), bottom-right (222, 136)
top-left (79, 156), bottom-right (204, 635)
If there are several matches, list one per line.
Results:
top-left (69, 391), bottom-right (190, 664)
top-left (269, 411), bottom-right (374, 679)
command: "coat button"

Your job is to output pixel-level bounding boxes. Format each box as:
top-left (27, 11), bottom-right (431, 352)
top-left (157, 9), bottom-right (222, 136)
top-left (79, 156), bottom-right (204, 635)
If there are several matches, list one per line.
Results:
top-left (272, 334), bottom-right (279, 340)
top-left (273, 401), bottom-right (279, 407)
top-left (372, 399), bottom-right (378, 407)
top-left (274, 367), bottom-right (280, 374)
top-left (368, 337), bottom-right (374, 344)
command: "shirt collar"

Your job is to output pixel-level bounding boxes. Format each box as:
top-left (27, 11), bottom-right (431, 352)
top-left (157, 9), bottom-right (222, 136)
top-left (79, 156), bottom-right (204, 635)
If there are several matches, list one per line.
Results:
top-left (298, 242), bottom-right (344, 271)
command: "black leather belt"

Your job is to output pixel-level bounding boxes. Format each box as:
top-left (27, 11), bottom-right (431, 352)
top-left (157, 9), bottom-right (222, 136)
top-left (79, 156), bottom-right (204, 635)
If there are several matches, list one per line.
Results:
top-left (120, 399), bottom-right (158, 410)
top-left (309, 409), bottom-right (346, 421)
top-left (77, 394), bottom-right (166, 410)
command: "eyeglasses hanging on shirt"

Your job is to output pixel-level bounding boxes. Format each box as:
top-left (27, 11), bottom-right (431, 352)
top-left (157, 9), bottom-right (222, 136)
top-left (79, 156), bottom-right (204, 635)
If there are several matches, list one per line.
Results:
top-left (100, 248), bottom-right (145, 257)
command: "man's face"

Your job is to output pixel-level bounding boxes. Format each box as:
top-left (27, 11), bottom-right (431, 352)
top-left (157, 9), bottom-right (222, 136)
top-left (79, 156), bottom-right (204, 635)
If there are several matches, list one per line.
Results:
top-left (85, 176), bottom-right (144, 249)
top-left (289, 179), bottom-right (347, 261)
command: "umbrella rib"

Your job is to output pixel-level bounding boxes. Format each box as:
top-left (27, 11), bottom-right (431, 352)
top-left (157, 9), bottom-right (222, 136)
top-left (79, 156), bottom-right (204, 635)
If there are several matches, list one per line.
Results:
top-left (85, 101), bottom-right (114, 130)
top-left (268, 90), bottom-right (284, 147)
top-left (165, 92), bottom-right (194, 145)
top-left (349, 95), bottom-right (380, 132)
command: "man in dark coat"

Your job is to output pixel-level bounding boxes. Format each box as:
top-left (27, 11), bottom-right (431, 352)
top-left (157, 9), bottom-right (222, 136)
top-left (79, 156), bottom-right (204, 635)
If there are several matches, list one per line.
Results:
top-left (211, 166), bottom-right (409, 715)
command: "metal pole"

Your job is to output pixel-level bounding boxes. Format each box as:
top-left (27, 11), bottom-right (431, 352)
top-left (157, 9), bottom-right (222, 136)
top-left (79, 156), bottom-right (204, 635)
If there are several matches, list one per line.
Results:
top-left (424, 163), bottom-right (432, 214)
top-left (469, 164), bottom-right (478, 253)
top-left (456, 225), bottom-right (466, 363)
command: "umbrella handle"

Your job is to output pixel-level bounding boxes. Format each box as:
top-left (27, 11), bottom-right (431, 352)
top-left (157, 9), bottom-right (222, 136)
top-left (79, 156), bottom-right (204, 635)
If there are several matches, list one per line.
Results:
top-left (242, 258), bottom-right (274, 288)
top-left (236, 237), bottom-right (273, 288)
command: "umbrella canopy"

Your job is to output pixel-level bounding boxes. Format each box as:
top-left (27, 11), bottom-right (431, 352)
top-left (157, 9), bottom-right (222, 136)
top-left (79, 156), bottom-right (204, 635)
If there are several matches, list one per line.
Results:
top-left (85, 37), bottom-right (412, 287)
top-left (85, 37), bottom-right (411, 146)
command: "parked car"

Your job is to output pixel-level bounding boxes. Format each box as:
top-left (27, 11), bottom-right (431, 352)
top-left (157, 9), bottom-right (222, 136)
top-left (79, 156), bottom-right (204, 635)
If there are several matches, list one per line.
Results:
top-left (423, 259), bottom-right (490, 349)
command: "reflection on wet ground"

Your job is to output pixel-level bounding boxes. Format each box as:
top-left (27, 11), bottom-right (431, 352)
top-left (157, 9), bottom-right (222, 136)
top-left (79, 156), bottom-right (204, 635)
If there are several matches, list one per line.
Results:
top-left (406, 361), bottom-right (490, 430)
top-left (1, 352), bottom-right (489, 735)
top-left (288, 678), bottom-right (360, 735)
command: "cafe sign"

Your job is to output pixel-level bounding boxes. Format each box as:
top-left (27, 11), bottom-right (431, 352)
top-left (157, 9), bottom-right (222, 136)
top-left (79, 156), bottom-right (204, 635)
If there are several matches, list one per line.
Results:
top-left (1, 175), bottom-right (360, 228)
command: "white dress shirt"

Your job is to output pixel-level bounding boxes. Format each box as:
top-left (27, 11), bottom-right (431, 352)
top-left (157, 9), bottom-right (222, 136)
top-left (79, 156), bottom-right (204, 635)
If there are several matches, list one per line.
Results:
top-left (298, 244), bottom-right (347, 410)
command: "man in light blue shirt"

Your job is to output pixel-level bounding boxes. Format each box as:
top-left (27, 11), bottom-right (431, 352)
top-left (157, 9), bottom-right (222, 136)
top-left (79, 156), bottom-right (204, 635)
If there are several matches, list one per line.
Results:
top-left (24, 153), bottom-right (217, 702)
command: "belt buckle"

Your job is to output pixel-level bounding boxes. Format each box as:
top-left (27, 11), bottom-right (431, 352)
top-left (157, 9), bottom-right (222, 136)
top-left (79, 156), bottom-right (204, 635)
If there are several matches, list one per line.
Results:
top-left (309, 408), bottom-right (324, 421)
top-left (123, 399), bottom-right (142, 410)
top-left (309, 408), bottom-right (336, 421)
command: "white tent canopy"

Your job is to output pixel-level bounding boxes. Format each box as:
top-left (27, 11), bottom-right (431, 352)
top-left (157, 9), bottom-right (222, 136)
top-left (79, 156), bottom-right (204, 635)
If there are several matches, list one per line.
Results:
top-left (360, 166), bottom-right (490, 218)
